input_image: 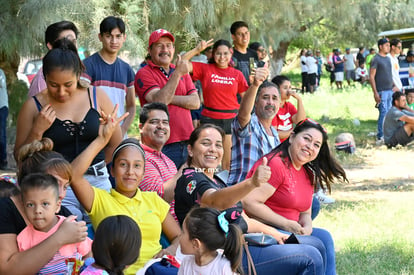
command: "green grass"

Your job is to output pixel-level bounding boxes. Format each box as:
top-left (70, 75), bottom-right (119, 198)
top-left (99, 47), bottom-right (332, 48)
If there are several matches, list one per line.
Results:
top-left (284, 72), bottom-right (414, 274)
top-left (314, 192), bottom-right (414, 274)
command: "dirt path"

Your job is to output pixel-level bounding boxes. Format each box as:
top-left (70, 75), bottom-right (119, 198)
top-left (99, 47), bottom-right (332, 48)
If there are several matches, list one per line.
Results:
top-left (332, 147), bottom-right (414, 199)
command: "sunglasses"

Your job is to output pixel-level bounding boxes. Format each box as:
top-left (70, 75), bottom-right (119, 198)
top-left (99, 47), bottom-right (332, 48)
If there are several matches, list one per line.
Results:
top-left (297, 118), bottom-right (327, 133)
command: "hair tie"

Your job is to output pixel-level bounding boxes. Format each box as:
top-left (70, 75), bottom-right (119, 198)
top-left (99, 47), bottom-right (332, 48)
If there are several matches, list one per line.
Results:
top-left (217, 211), bottom-right (229, 237)
top-left (111, 142), bottom-right (145, 162)
top-left (0, 175), bottom-right (17, 185)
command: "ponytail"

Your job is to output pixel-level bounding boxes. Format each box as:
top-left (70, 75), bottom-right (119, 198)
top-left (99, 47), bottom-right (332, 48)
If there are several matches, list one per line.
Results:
top-left (43, 37), bottom-right (85, 80)
top-left (185, 207), bottom-right (244, 273)
top-left (223, 223), bottom-right (243, 273)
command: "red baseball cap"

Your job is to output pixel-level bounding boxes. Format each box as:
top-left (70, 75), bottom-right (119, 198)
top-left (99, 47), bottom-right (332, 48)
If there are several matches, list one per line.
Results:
top-left (148, 29), bottom-right (175, 48)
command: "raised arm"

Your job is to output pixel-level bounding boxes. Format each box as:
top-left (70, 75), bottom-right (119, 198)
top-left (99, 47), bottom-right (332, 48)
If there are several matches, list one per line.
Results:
top-left (181, 39), bottom-right (214, 73)
top-left (70, 105), bottom-right (128, 212)
top-left (237, 67), bottom-right (269, 128)
top-left (200, 158), bottom-right (271, 210)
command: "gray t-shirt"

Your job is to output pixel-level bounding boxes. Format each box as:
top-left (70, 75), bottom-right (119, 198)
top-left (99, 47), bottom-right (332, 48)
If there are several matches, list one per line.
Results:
top-left (371, 54), bottom-right (393, 91)
top-left (383, 106), bottom-right (414, 143)
top-left (344, 53), bottom-right (355, 70)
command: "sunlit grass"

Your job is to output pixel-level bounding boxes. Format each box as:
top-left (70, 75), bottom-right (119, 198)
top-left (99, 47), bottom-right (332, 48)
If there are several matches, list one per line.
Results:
top-left (314, 192), bottom-right (414, 274)
top-left (285, 72), bottom-right (414, 274)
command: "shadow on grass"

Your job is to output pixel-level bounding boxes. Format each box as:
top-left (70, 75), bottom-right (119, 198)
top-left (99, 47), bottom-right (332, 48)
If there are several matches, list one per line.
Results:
top-left (333, 178), bottom-right (414, 192)
top-left (337, 243), bottom-right (414, 275)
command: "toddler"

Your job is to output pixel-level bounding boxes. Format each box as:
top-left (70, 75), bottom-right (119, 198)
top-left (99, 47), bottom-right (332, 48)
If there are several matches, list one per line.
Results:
top-left (179, 207), bottom-right (243, 275)
top-left (17, 173), bottom-right (92, 274)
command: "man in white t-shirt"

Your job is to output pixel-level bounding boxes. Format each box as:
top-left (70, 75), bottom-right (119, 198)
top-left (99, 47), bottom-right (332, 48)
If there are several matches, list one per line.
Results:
top-left (305, 50), bottom-right (318, 93)
top-left (388, 38), bottom-right (403, 92)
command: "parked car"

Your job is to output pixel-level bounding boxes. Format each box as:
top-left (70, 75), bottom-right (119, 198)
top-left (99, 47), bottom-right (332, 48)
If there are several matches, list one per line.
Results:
top-left (23, 59), bottom-right (42, 84)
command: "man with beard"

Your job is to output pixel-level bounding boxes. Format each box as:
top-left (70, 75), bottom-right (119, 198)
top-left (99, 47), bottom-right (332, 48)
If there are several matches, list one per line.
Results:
top-left (135, 29), bottom-right (200, 168)
top-left (228, 81), bottom-right (280, 186)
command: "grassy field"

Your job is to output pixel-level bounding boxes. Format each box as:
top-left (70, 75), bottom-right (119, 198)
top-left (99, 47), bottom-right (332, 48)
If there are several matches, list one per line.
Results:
top-left (288, 73), bottom-right (414, 274)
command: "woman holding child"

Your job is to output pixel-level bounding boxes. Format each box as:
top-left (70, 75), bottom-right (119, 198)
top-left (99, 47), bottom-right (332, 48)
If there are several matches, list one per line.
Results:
top-left (0, 138), bottom-right (88, 274)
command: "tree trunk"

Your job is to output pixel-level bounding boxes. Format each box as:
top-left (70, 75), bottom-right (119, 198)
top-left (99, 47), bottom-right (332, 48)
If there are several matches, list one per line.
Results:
top-left (269, 41), bottom-right (290, 78)
top-left (0, 51), bottom-right (20, 87)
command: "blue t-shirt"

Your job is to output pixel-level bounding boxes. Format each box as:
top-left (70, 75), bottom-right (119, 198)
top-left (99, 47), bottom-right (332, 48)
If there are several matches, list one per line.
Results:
top-left (82, 53), bottom-right (135, 118)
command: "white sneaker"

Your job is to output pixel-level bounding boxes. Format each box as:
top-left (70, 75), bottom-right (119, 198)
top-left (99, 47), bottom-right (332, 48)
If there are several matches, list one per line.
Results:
top-left (315, 189), bottom-right (335, 204)
top-left (376, 137), bottom-right (384, 146)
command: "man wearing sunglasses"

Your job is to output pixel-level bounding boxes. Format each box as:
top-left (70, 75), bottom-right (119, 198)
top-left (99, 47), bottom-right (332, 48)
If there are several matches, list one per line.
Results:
top-left (370, 38), bottom-right (394, 145)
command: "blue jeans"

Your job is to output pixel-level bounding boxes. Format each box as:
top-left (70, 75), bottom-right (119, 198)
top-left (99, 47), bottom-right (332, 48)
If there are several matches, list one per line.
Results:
top-left (377, 90), bottom-right (393, 139)
top-left (162, 141), bottom-right (188, 169)
top-left (311, 196), bottom-right (320, 220)
top-left (277, 230), bottom-right (328, 274)
top-left (242, 242), bottom-right (324, 275)
top-left (311, 228), bottom-right (336, 275)
top-left (0, 106), bottom-right (8, 163)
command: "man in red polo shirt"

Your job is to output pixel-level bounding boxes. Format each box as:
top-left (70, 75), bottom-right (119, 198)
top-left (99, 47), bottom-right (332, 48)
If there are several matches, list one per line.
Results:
top-left (135, 29), bottom-right (200, 168)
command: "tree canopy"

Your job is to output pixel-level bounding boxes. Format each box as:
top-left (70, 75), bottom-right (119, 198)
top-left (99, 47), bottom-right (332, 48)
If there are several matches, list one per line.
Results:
top-left (2, 0), bottom-right (414, 80)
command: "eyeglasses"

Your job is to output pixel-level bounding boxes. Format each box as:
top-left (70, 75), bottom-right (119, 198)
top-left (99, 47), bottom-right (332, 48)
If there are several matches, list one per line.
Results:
top-left (297, 118), bottom-right (327, 133)
top-left (214, 52), bottom-right (231, 57)
top-left (258, 48), bottom-right (266, 53)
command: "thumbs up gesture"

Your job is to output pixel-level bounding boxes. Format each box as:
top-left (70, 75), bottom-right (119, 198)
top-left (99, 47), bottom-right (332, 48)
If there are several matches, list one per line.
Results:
top-left (251, 157), bottom-right (271, 187)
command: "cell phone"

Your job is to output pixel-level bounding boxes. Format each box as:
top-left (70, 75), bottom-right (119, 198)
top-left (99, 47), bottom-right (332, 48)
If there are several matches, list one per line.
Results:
top-left (375, 103), bottom-right (379, 108)
top-left (285, 233), bottom-right (300, 244)
top-left (249, 57), bottom-right (256, 74)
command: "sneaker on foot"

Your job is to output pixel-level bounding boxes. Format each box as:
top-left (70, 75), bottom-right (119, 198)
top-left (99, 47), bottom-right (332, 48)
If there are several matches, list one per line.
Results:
top-left (376, 137), bottom-right (384, 146)
top-left (315, 189), bottom-right (335, 204)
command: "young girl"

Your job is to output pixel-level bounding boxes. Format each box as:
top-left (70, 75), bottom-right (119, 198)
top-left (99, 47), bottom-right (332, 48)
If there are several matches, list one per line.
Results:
top-left (179, 207), bottom-right (243, 275)
top-left (17, 173), bottom-right (92, 274)
top-left (81, 215), bottom-right (142, 275)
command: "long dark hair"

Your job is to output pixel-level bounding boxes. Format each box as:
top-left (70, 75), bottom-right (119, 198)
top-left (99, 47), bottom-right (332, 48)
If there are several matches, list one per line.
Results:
top-left (43, 37), bottom-right (85, 80)
top-left (186, 124), bottom-right (225, 166)
top-left (184, 207), bottom-right (243, 273)
top-left (268, 119), bottom-right (347, 192)
top-left (92, 215), bottom-right (142, 275)
top-left (208, 39), bottom-right (232, 64)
